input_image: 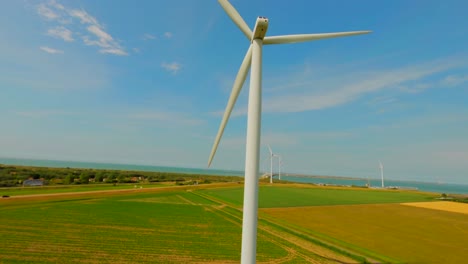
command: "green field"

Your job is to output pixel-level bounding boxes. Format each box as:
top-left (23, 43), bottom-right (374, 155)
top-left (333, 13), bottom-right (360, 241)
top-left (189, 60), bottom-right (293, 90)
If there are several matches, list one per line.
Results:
top-left (0, 189), bottom-right (291, 263)
top-left (1, 185), bottom-right (366, 263)
top-left (200, 185), bottom-right (435, 208)
top-left (2, 182), bottom-right (459, 263)
top-left (0, 183), bottom-right (172, 196)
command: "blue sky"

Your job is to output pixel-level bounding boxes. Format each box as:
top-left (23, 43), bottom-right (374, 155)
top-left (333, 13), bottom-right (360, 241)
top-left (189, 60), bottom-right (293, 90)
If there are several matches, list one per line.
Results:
top-left (1, 0), bottom-right (467, 184)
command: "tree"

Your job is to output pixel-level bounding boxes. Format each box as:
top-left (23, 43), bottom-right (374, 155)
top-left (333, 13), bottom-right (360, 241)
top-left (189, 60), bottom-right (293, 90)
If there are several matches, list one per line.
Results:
top-left (117, 174), bottom-right (126, 183)
top-left (80, 173), bottom-right (90, 184)
top-left (95, 171), bottom-right (104, 183)
top-left (30, 173), bottom-right (41, 179)
top-left (64, 174), bottom-right (73, 185)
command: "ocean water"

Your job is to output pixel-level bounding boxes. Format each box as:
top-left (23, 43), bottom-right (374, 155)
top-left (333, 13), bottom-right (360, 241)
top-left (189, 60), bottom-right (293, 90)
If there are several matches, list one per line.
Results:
top-left (282, 176), bottom-right (468, 195)
top-left (0, 157), bottom-right (244, 177)
top-left (1, 157), bottom-right (466, 195)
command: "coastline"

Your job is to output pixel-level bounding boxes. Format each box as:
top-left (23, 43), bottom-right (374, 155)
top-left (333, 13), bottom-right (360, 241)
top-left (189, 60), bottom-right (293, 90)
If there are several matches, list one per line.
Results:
top-left (1, 157), bottom-right (467, 195)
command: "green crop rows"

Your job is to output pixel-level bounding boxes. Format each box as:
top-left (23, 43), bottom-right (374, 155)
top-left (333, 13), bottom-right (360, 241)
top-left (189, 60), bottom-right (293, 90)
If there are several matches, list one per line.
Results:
top-left (200, 185), bottom-right (435, 208)
top-left (0, 190), bottom-right (292, 263)
top-left (1, 184), bottom-right (446, 263)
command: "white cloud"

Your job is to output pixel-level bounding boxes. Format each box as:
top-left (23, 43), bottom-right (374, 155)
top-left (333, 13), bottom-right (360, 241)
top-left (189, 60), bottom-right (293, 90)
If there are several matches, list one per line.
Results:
top-left (161, 62), bottom-right (182, 74)
top-left (82, 24), bottom-right (127, 56)
top-left (87, 25), bottom-right (112, 43)
top-left (441, 74), bottom-right (468, 87)
top-left (40, 46), bottom-right (64, 54)
top-left (37, 1), bottom-right (70, 24)
top-left (37, 1), bottom-right (127, 56)
top-left (143, 33), bottom-right (156, 40)
top-left (164, 32), bottom-right (173, 39)
top-left (49, 0), bottom-right (65, 10)
top-left (47, 26), bottom-right (74, 42)
top-left (37, 3), bottom-right (59, 20)
top-left (99, 48), bottom-right (128, 56)
top-left (68, 9), bottom-right (100, 26)
top-left (260, 57), bottom-right (466, 114)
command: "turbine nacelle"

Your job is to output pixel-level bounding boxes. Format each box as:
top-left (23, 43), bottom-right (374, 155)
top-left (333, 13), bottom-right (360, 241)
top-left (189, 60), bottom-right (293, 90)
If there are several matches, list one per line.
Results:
top-left (252, 17), bottom-right (269, 41)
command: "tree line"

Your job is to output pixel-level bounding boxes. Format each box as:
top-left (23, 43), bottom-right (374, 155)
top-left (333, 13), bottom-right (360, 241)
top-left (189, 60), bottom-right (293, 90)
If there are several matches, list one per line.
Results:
top-left (0, 164), bottom-right (242, 187)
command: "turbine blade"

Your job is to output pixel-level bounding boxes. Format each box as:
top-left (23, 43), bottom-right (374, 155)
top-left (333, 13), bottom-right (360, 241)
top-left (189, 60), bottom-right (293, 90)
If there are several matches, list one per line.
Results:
top-left (208, 45), bottom-right (253, 167)
top-left (267, 145), bottom-right (272, 155)
top-left (264, 30), bottom-right (371, 45)
top-left (218, 0), bottom-right (252, 40)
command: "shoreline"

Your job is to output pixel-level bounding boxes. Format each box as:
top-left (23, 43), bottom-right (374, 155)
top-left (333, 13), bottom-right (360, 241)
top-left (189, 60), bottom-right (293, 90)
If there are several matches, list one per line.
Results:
top-left (1, 157), bottom-right (467, 195)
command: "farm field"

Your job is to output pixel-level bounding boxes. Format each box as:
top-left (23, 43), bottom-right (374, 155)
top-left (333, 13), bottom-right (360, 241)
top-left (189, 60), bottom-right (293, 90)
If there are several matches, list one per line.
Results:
top-left (200, 184), bottom-right (435, 208)
top-left (0, 183), bottom-right (370, 263)
top-left (2, 182), bottom-right (458, 263)
top-left (262, 202), bottom-right (468, 263)
top-left (0, 183), bottom-right (173, 196)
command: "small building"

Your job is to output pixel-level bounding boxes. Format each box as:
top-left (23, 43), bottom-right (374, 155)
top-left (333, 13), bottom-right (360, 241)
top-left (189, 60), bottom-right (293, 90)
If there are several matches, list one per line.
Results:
top-left (23, 179), bottom-right (44, 186)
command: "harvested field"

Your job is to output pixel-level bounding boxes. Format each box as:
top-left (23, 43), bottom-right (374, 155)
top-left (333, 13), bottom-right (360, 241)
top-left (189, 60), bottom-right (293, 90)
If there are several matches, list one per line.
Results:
top-left (262, 203), bottom-right (468, 264)
top-left (402, 201), bottom-right (468, 214)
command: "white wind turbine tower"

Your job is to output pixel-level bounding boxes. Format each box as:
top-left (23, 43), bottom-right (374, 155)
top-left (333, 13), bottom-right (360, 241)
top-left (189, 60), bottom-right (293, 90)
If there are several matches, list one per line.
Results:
top-left (379, 160), bottom-right (385, 188)
top-left (277, 155), bottom-right (282, 180)
top-left (270, 148), bottom-right (282, 181)
top-left (207, 1), bottom-right (371, 263)
top-left (267, 145), bottom-right (275, 184)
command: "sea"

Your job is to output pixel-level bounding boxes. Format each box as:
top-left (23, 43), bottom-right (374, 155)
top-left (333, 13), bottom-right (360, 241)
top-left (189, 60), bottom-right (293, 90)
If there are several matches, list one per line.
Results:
top-left (1, 157), bottom-right (467, 195)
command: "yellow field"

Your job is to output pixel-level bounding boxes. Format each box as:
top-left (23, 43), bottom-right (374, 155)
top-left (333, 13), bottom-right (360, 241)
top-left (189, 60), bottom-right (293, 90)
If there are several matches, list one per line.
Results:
top-left (262, 203), bottom-right (468, 264)
top-left (402, 201), bottom-right (468, 214)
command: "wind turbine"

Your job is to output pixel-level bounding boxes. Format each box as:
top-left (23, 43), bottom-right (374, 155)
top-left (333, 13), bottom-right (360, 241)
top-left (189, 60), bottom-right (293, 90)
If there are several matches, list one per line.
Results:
top-left (379, 160), bottom-right (385, 188)
top-left (267, 145), bottom-right (274, 184)
top-left (207, 1), bottom-right (371, 262)
top-left (277, 155), bottom-right (282, 180)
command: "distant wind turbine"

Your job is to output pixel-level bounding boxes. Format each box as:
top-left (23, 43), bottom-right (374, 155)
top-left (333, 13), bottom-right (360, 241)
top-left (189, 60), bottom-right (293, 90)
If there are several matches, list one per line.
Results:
top-left (267, 145), bottom-right (275, 184)
top-left (379, 160), bottom-right (385, 188)
top-left (207, 0), bottom-right (371, 262)
top-left (277, 154), bottom-right (282, 180)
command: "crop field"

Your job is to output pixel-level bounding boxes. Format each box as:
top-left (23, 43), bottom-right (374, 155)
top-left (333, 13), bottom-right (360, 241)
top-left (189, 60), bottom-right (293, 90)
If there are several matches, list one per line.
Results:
top-left (262, 202), bottom-right (468, 263)
top-left (0, 183), bottom-right (173, 197)
top-left (2, 183), bottom-right (458, 263)
top-left (200, 185), bottom-right (435, 208)
top-left (0, 184), bottom-right (373, 263)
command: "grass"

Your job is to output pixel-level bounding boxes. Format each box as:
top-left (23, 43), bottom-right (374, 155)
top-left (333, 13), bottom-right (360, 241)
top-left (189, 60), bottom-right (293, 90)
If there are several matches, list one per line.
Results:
top-left (200, 184), bottom-right (436, 208)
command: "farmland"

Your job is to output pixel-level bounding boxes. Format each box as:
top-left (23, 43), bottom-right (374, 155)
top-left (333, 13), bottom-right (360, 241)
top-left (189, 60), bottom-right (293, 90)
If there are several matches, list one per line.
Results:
top-left (1, 182), bottom-right (464, 263)
top-left (200, 184), bottom-right (436, 208)
top-left (263, 203), bottom-right (468, 263)
top-left (1, 187), bottom-right (284, 263)
top-left (0, 184), bottom-right (364, 263)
